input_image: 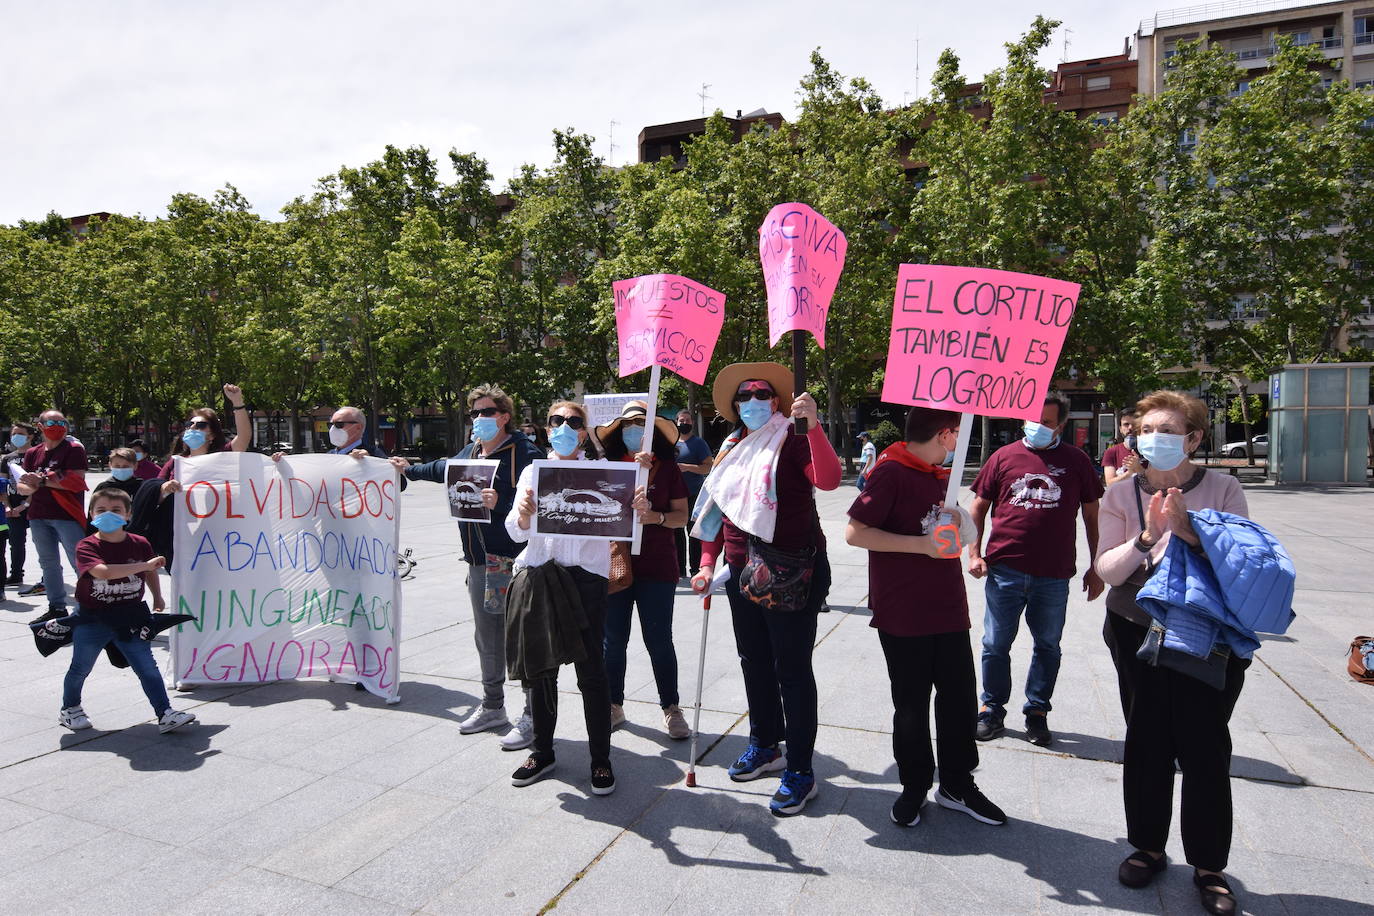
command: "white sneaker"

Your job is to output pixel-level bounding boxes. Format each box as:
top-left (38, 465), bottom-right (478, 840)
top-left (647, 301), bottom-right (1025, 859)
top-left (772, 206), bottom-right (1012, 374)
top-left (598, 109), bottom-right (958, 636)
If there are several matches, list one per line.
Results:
top-left (59, 706), bottom-right (92, 730)
top-left (610, 704), bottom-right (627, 730)
top-left (459, 705), bottom-right (509, 735)
top-left (500, 713), bottom-right (534, 750)
top-left (158, 708), bottom-right (197, 734)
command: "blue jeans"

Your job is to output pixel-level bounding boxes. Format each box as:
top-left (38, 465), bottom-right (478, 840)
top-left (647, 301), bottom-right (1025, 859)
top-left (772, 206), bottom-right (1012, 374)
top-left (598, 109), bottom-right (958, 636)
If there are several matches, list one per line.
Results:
top-left (979, 564), bottom-right (1071, 717)
top-left (30, 517), bottom-right (84, 607)
top-left (63, 613), bottom-right (171, 715)
top-left (604, 579), bottom-right (679, 708)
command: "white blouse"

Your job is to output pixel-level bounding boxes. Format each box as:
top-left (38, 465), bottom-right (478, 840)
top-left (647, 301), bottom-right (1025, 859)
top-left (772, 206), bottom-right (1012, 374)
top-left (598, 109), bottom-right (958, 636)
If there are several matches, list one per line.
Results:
top-left (505, 458), bottom-right (611, 579)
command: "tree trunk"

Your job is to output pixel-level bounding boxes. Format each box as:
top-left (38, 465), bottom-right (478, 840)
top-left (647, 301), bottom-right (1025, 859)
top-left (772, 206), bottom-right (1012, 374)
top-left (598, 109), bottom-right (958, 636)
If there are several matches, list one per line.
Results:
top-left (980, 414), bottom-right (991, 465)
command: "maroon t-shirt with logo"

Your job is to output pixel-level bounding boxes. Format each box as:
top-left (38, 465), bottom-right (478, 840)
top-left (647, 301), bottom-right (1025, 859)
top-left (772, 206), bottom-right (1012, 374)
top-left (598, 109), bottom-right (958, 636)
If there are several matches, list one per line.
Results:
top-left (1102, 443), bottom-right (1129, 471)
top-left (973, 440), bottom-right (1105, 580)
top-left (847, 459), bottom-right (969, 637)
top-left (628, 457), bottom-right (689, 583)
top-left (75, 532), bottom-right (153, 609)
top-left (21, 437), bottom-right (88, 521)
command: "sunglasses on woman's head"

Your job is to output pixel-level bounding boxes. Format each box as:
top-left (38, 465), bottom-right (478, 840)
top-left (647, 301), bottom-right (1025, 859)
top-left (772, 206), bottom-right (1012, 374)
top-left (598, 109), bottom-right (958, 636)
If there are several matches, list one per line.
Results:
top-left (185, 420), bottom-right (211, 430)
top-left (547, 415), bottom-right (585, 430)
top-left (468, 407), bottom-right (501, 419)
top-left (733, 388), bottom-right (775, 402)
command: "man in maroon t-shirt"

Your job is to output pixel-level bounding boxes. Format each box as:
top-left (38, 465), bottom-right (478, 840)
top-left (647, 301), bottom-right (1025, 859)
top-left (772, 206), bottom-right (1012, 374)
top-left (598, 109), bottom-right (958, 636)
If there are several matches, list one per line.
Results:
top-left (1101, 409), bottom-right (1139, 487)
top-left (846, 406), bottom-right (1006, 829)
top-left (16, 410), bottom-right (88, 623)
top-left (967, 394), bottom-right (1105, 748)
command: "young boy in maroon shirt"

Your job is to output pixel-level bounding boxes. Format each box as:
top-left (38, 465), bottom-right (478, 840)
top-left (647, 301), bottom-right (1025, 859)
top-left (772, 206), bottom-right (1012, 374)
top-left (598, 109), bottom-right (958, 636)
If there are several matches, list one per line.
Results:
top-left (845, 406), bottom-right (1006, 828)
top-left (57, 489), bottom-right (196, 734)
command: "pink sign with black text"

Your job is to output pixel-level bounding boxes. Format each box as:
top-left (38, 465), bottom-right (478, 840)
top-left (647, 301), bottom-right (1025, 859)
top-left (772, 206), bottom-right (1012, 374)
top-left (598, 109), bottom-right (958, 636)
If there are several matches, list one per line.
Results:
top-left (758, 203), bottom-right (847, 348)
top-left (880, 264), bottom-right (1081, 422)
top-left (613, 273), bottom-right (726, 384)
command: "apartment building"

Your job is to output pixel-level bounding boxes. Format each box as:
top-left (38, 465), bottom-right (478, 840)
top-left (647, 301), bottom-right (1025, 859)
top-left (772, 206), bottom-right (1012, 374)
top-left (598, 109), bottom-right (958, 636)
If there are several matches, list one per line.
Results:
top-left (1137, 0), bottom-right (1374, 96)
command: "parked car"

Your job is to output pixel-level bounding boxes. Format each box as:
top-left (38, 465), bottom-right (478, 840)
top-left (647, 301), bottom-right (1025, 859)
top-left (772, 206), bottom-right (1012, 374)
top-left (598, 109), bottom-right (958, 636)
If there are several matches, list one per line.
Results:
top-left (1223, 433), bottom-right (1268, 458)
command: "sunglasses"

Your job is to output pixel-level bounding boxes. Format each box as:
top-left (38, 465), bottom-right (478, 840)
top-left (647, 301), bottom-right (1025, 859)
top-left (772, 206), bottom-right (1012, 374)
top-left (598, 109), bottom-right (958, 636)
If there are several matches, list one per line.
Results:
top-left (40, 419), bottom-right (66, 428)
top-left (468, 407), bottom-right (501, 419)
top-left (619, 417), bottom-right (645, 427)
top-left (547, 415), bottom-right (586, 430)
top-left (185, 420), bottom-right (211, 430)
top-left (329, 420), bottom-right (358, 429)
top-left (733, 388), bottom-right (775, 402)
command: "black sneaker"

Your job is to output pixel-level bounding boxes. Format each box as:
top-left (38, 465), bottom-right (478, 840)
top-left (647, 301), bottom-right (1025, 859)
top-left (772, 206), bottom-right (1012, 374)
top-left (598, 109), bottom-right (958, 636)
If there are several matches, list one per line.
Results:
top-left (590, 765), bottom-right (616, 796)
top-left (29, 605), bottom-right (66, 626)
top-left (511, 755), bottom-right (556, 787)
top-left (890, 788), bottom-right (925, 827)
top-left (975, 709), bottom-right (1004, 742)
top-left (1024, 713), bottom-right (1053, 747)
top-left (936, 783), bottom-right (1007, 825)
top-left (4, 574), bottom-right (23, 586)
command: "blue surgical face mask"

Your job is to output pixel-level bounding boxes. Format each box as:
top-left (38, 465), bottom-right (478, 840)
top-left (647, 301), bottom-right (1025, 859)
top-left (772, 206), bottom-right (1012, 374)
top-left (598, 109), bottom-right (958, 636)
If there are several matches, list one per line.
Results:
top-left (90, 511), bottom-right (128, 533)
top-left (549, 423), bottom-right (581, 457)
top-left (1022, 421), bottom-right (1058, 450)
top-left (472, 416), bottom-right (500, 442)
top-left (1137, 432), bottom-right (1189, 471)
top-left (620, 424), bottom-right (644, 452)
top-left (110, 467), bottom-right (135, 481)
top-left (182, 429), bottom-right (207, 450)
top-left (9, 433), bottom-right (27, 448)
top-left (133, 451), bottom-right (145, 461)
top-left (738, 400), bottom-right (774, 432)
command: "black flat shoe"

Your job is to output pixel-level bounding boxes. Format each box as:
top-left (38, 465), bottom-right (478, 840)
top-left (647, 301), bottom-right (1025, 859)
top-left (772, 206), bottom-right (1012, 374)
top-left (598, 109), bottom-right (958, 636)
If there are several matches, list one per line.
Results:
top-left (1193, 871), bottom-right (1237, 916)
top-left (1118, 851), bottom-right (1167, 888)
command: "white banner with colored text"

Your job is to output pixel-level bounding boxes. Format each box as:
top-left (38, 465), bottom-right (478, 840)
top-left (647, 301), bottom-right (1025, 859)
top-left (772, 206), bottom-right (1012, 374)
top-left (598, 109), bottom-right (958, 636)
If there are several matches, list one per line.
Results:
top-left (170, 453), bottom-right (403, 701)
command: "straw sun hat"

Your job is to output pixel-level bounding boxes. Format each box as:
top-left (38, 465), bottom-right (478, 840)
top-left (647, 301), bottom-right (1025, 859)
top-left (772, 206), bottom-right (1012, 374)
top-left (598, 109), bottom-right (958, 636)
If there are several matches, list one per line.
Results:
top-left (710, 362), bottom-right (796, 425)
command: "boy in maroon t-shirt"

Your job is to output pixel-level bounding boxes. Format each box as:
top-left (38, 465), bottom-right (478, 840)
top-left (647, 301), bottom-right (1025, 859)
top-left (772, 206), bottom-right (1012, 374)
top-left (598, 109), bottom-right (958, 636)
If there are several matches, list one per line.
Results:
top-left (57, 489), bottom-right (197, 734)
top-left (846, 406), bottom-right (1006, 829)
top-left (967, 394), bottom-right (1105, 748)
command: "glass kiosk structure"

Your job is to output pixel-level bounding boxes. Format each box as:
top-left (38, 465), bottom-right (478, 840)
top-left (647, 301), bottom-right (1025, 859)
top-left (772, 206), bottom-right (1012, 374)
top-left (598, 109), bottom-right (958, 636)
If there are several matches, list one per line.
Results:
top-left (1268, 363), bottom-right (1372, 484)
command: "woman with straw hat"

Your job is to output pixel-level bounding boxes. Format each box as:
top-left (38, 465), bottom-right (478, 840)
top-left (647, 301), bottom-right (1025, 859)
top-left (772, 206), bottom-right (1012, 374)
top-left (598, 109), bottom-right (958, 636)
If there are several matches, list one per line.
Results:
top-left (689, 362), bottom-right (841, 816)
top-left (593, 400), bottom-right (691, 740)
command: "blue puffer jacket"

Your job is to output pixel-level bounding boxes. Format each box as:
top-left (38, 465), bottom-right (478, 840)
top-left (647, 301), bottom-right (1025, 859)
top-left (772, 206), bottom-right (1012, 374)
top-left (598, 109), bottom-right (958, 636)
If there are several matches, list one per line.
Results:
top-left (1136, 508), bottom-right (1296, 659)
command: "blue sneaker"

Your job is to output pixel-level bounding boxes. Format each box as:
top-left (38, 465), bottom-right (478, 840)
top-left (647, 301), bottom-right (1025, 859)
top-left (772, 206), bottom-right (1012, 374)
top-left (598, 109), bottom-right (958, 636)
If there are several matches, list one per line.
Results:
top-left (769, 769), bottom-right (818, 816)
top-left (727, 744), bottom-right (785, 782)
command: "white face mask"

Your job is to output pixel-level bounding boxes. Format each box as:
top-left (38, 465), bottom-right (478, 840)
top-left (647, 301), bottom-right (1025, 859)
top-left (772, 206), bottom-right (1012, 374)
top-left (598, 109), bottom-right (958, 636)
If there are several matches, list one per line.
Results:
top-left (328, 426), bottom-right (352, 448)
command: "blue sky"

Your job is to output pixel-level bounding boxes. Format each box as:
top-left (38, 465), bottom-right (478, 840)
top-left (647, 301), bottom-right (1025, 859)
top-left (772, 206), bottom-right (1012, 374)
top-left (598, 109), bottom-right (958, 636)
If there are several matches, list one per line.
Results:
top-left (0, 0), bottom-right (1147, 225)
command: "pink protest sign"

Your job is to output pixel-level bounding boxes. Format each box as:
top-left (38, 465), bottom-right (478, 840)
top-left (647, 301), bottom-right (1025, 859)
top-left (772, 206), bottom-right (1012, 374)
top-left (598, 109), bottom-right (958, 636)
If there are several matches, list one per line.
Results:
top-left (613, 274), bottom-right (726, 385)
top-left (880, 265), bottom-right (1081, 422)
top-left (758, 203), bottom-right (847, 348)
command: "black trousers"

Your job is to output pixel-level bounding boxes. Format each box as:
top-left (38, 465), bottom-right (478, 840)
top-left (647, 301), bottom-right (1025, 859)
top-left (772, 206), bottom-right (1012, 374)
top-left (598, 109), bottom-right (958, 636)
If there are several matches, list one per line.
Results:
top-left (1104, 612), bottom-right (1249, 872)
top-left (878, 629), bottom-right (980, 796)
top-left (529, 566), bottom-right (612, 769)
top-left (725, 554), bottom-right (830, 774)
top-left (5, 513), bottom-right (26, 580)
top-left (675, 489), bottom-right (703, 577)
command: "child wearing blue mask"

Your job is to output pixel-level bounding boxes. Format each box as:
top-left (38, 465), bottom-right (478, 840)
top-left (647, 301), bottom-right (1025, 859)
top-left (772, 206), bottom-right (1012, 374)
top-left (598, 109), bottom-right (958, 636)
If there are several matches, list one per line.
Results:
top-left (58, 488), bottom-right (196, 734)
top-left (93, 447), bottom-right (142, 503)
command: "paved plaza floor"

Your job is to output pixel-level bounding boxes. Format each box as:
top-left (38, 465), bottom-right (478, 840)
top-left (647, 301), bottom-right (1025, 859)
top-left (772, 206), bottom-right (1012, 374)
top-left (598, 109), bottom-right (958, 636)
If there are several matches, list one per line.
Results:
top-left (1, 470), bottom-right (1371, 914)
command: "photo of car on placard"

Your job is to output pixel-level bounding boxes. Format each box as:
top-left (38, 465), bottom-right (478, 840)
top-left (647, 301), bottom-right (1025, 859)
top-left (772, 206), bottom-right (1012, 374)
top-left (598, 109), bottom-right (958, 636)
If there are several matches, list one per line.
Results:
top-left (530, 459), bottom-right (638, 542)
top-left (1223, 434), bottom-right (1268, 458)
top-left (445, 458), bottom-right (499, 522)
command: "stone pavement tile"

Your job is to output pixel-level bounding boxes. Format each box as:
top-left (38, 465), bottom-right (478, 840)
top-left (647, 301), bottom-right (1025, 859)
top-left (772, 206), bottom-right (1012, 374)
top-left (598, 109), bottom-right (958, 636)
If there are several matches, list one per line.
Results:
top-left (333, 721), bottom-right (475, 788)
top-left (0, 797), bottom-right (44, 833)
top-left (0, 828), bottom-right (233, 915)
top-left (176, 866), bottom-right (414, 916)
top-left (1232, 781), bottom-right (1374, 866)
top-left (1265, 732), bottom-right (1374, 792)
top-left (1028, 753), bottom-right (1128, 832)
top-left (0, 810), bottom-right (108, 879)
top-left (75, 750), bottom-right (318, 845)
top-left (1220, 847), bottom-right (1374, 915)
top-left (335, 800), bottom-right (524, 908)
top-left (420, 812), bottom-right (624, 915)
top-left (184, 773), bottom-right (387, 865)
top-left (265, 786), bottom-right (456, 886)
top-left (273, 709), bottom-right (435, 775)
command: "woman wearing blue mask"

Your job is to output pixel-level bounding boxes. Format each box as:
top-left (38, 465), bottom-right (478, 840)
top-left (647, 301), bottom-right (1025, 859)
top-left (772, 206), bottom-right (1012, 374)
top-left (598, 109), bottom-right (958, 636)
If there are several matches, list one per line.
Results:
top-left (592, 401), bottom-right (691, 740)
top-left (506, 400), bottom-right (617, 796)
top-left (689, 362), bottom-right (841, 817)
top-left (131, 384), bottom-right (253, 570)
top-left (1095, 390), bottom-right (1250, 916)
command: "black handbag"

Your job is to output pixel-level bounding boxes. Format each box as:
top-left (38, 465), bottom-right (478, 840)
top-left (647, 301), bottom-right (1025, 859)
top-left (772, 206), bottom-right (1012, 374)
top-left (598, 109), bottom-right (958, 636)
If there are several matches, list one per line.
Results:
top-left (739, 509), bottom-right (818, 612)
